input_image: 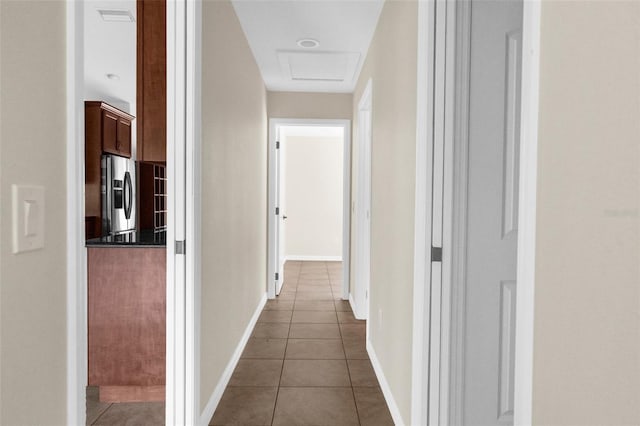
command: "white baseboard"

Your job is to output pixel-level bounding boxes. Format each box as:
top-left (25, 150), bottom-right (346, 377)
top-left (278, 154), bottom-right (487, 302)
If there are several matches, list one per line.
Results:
top-left (285, 255), bottom-right (343, 262)
top-left (198, 292), bottom-right (267, 426)
top-left (367, 339), bottom-right (406, 426)
top-left (349, 293), bottom-right (365, 320)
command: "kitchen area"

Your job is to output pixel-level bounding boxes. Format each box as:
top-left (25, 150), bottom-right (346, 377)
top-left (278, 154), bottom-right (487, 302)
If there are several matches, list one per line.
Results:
top-left (83, 1), bottom-right (167, 423)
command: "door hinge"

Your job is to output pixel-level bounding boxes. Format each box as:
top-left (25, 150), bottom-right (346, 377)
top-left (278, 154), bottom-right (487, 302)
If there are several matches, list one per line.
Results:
top-left (175, 240), bottom-right (186, 255)
top-left (431, 246), bottom-right (442, 262)
top-left (276, 207), bottom-right (280, 215)
top-left (276, 141), bottom-right (280, 149)
top-left (275, 272), bottom-right (279, 281)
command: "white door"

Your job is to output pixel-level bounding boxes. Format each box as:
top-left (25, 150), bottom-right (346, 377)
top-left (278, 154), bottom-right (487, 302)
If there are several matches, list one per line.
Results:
top-left (277, 133), bottom-right (287, 294)
top-left (274, 126), bottom-right (283, 295)
top-left (463, 0), bottom-right (522, 424)
top-left (354, 81), bottom-right (372, 320)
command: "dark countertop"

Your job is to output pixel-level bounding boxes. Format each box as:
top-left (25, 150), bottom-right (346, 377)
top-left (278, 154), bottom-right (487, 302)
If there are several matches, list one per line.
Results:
top-left (86, 230), bottom-right (166, 248)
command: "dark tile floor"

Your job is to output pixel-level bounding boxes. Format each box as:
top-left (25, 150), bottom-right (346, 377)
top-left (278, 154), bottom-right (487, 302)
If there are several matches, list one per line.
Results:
top-left (86, 387), bottom-right (164, 426)
top-left (209, 260), bottom-right (394, 426)
top-left (86, 261), bottom-right (393, 425)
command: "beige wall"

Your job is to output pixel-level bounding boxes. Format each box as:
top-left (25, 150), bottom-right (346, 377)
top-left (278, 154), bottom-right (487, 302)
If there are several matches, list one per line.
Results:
top-left (0, 1), bottom-right (68, 424)
top-left (533, 1), bottom-right (640, 424)
top-left (352, 1), bottom-right (417, 422)
top-left (200, 0), bottom-right (268, 413)
top-left (284, 135), bottom-right (343, 259)
top-left (268, 91), bottom-right (353, 120)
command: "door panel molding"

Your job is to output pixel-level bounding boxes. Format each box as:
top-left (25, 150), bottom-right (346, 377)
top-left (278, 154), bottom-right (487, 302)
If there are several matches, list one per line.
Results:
top-left (498, 280), bottom-right (517, 422)
top-left (502, 29), bottom-right (523, 239)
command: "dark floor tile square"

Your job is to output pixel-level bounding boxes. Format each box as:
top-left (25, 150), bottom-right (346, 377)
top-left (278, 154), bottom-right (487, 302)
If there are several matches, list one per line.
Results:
top-left (285, 339), bottom-right (345, 359)
top-left (297, 283), bottom-right (330, 291)
top-left (334, 300), bottom-right (353, 312)
top-left (298, 273), bottom-right (328, 280)
top-left (252, 323), bottom-right (290, 339)
top-left (92, 402), bottom-right (164, 426)
top-left (276, 292), bottom-right (296, 301)
top-left (353, 387), bottom-right (395, 426)
top-left (289, 323), bottom-right (341, 339)
top-left (264, 300), bottom-right (295, 311)
top-left (294, 300), bottom-right (335, 311)
top-left (348, 359), bottom-right (378, 386)
top-left (340, 323), bottom-right (366, 339)
top-left (229, 359), bottom-right (283, 386)
top-left (292, 310), bottom-right (337, 324)
top-left (242, 338), bottom-right (287, 359)
top-left (86, 386), bottom-right (111, 425)
top-left (272, 387), bottom-right (359, 426)
top-left (296, 291), bottom-right (334, 301)
top-left (343, 337), bottom-right (369, 360)
top-left (210, 387), bottom-right (277, 425)
top-left (258, 310), bottom-right (292, 323)
top-left (297, 279), bottom-right (330, 286)
top-left (280, 360), bottom-right (351, 387)
top-left (337, 310), bottom-right (363, 324)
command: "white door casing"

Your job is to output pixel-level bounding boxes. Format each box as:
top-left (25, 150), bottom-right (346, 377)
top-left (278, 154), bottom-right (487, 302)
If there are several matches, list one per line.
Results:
top-left (65, 1), bottom-right (199, 424)
top-left (412, 0), bottom-right (540, 425)
top-left (267, 118), bottom-right (352, 300)
top-left (352, 80), bottom-right (372, 321)
top-left (167, 0), bottom-right (201, 423)
top-left (278, 135), bottom-right (287, 295)
top-left (275, 126), bottom-right (283, 295)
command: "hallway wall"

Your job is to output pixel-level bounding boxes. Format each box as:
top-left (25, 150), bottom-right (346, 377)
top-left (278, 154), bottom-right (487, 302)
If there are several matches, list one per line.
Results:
top-left (268, 91), bottom-right (353, 120)
top-left (200, 0), bottom-right (268, 414)
top-left (533, 2), bottom-right (640, 424)
top-left (0, 1), bottom-right (68, 423)
top-left (351, 1), bottom-right (418, 423)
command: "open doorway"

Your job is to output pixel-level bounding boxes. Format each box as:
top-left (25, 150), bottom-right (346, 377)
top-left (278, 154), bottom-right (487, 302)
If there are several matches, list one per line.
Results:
top-left (268, 119), bottom-right (351, 301)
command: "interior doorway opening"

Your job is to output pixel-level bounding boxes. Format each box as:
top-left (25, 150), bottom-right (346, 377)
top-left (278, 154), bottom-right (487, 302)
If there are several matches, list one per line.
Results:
top-left (268, 119), bottom-right (352, 301)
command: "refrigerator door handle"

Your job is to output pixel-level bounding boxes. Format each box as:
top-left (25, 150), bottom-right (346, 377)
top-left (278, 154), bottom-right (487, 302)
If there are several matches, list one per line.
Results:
top-left (124, 171), bottom-right (133, 220)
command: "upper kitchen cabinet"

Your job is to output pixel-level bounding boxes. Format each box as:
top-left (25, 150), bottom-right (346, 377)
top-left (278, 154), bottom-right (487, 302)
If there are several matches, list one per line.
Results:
top-left (137, 0), bottom-right (166, 163)
top-left (86, 101), bottom-right (135, 158)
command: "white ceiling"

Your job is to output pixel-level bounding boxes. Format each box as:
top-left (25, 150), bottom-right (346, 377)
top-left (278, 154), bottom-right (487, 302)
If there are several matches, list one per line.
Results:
top-left (84, 0), bottom-right (137, 114)
top-left (231, 0), bottom-right (384, 93)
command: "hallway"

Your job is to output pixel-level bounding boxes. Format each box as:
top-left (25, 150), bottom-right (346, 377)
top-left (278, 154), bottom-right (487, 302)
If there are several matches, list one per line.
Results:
top-left (209, 261), bottom-right (393, 425)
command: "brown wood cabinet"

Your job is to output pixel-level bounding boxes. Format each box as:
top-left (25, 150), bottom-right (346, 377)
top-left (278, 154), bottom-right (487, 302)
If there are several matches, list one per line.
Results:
top-left (138, 162), bottom-right (167, 231)
top-left (137, 0), bottom-right (166, 163)
top-left (85, 101), bottom-right (135, 239)
top-left (88, 247), bottom-right (166, 402)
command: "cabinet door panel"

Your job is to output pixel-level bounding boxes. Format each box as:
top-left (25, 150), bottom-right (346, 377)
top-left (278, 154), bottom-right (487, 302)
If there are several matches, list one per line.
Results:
top-left (117, 119), bottom-right (132, 157)
top-left (102, 111), bottom-right (119, 154)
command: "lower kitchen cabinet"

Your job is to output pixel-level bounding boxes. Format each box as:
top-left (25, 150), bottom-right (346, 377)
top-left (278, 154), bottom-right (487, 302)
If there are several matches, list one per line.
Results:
top-left (87, 246), bottom-right (166, 402)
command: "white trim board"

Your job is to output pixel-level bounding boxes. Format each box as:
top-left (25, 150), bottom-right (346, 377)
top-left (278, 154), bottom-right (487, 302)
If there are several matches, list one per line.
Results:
top-left (367, 340), bottom-right (406, 426)
top-left (66, 1), bottom-right (87, 424)
top-left (267, 118), bottom-right (352, 301)
top-left (198, 293), bottom-right (268, 426)
top-left (513, 1), bottom-right (541, 423)
top-left (285, 255), bottom-right (343, 262)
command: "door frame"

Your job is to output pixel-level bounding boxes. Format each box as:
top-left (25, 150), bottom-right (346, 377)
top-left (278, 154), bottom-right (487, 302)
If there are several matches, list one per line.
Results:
top-left (352, 80), bottom-right (372, 321)
top-left (411, 0), bottom-right (541, 425)
top-left (267, 118), bottom-right (352, 300)
top-left (65, 1), bottom-right (198, 424)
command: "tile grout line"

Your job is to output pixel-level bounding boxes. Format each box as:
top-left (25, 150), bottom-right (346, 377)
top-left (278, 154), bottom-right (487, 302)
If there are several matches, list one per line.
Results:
top-left (269, 261), bottom-right (301, 425)
top-left (328, 261), bottom-right (364, 426)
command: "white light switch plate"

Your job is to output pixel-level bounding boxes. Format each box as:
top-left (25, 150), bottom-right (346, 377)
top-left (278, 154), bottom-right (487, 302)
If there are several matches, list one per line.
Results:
top-left (12, 184), bottom-right (45, 254)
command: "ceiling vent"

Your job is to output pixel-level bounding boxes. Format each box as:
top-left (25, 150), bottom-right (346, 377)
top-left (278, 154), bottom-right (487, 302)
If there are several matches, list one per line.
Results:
top-left (98, 9), bottom-right (135, 22)
top-left (278, 51), bottom-right (360, 83)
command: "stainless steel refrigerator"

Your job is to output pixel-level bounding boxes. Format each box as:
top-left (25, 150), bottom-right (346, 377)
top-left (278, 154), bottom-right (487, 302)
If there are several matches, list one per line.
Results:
top-left (101, 154), bottom-right (136, 235)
